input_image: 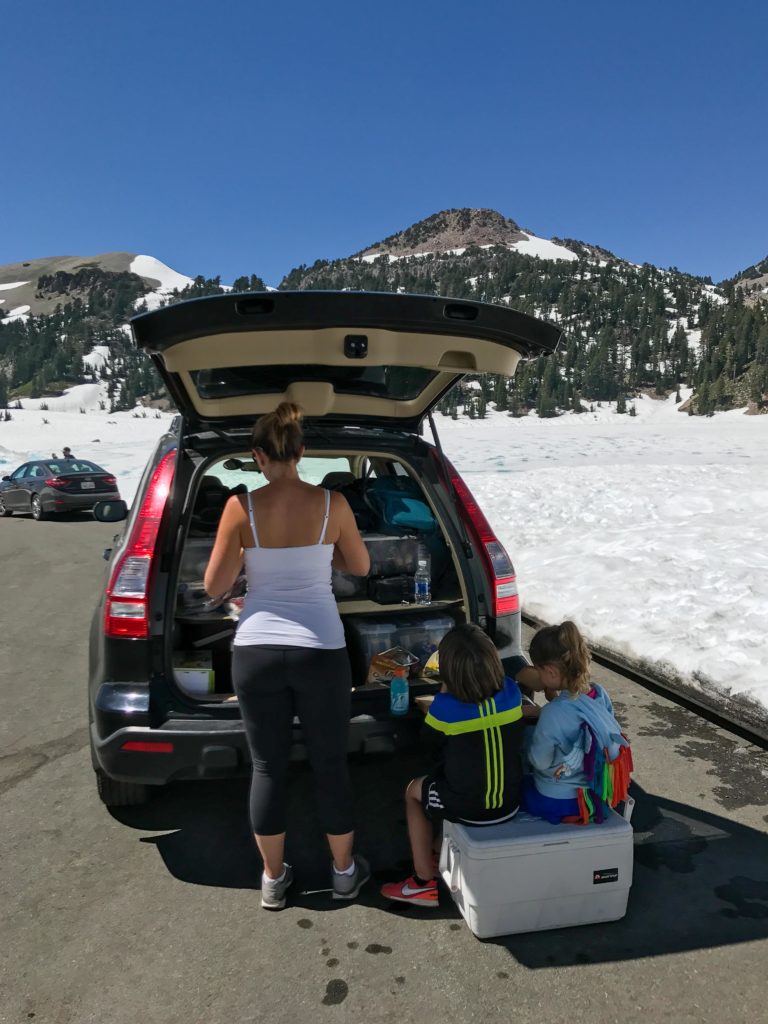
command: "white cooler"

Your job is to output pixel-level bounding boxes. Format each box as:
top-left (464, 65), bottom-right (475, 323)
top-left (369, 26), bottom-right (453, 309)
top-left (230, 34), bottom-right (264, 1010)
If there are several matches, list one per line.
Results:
top-left (440, 808), bottom-right (634, 939)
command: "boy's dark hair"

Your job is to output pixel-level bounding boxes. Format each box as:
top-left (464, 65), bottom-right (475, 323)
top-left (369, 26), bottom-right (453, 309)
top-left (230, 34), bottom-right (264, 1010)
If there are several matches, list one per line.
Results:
top-left (438, 623), bottom-right (504, 704)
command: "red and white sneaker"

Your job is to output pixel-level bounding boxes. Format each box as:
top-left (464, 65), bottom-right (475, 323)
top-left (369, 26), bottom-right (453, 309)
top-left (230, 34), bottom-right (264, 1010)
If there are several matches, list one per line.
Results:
top-left (380, 876), bottom-right (438, 908)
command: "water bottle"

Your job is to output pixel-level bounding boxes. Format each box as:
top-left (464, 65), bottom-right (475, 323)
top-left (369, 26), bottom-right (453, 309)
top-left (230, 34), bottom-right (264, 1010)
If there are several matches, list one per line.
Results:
top-left (390, 667), bottom-right (409, 716)
top-left (414, 549), bottom-right (431, 605)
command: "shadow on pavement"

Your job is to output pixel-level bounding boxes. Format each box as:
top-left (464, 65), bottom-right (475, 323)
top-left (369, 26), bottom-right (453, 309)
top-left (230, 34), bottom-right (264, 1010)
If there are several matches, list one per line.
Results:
top-left (113, 761), bottom-right (768, 960)
top-left (497, 783), bottom-right (768, 967)
top-left (113, 751), bottom-right (462, 920)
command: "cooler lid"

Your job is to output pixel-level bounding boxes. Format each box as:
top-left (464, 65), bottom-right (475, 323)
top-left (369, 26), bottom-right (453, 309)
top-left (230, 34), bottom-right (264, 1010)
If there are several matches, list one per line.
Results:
top-left (451, 810), bottom-right (631, 858)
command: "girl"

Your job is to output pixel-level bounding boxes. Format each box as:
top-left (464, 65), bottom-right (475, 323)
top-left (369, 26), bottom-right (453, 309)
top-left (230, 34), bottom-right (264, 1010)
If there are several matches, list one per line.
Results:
top-left (204, 402), bottom-right (371, 909)
top-left (523, 621), bottom-right (632, 824)
top-left (381, 623), bottom-right (526, 908)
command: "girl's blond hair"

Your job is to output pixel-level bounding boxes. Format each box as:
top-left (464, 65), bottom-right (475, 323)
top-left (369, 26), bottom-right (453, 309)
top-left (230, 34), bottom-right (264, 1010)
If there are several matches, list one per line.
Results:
top-left (438, 623), bottom-right (504, 704)
top-left (251, 402), bottom-right (304, 462)
top-left (529, 620), bottom-right (591, 697)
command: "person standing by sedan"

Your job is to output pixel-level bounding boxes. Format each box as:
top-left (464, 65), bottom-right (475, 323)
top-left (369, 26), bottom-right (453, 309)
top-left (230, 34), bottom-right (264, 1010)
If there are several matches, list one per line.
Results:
top-left (204, 402), bottom-right (371, 909)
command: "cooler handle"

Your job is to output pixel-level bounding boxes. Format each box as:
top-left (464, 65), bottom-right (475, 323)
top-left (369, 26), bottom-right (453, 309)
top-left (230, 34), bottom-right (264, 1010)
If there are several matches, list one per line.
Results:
top-left (623, 796), bottom-right (635, 823)
top-left (439, 838), bottom-right (461, 893)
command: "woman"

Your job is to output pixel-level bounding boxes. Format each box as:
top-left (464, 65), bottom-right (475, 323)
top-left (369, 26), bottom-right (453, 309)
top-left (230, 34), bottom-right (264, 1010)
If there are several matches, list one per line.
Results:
top-left (205, 402), bottom-right (371, 909)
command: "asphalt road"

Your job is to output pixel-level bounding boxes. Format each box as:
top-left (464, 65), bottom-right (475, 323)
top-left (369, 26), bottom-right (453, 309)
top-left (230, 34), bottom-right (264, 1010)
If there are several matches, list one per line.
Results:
top-left (2, 512), bottom-right (768, 1024)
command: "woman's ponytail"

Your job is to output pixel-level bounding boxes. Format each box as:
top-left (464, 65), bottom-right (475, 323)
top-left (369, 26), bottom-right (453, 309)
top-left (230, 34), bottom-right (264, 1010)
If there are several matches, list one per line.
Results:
top-left (529, 619), bottom-right (591, 697)
top-left (251, 402), bottom-right (304, 462)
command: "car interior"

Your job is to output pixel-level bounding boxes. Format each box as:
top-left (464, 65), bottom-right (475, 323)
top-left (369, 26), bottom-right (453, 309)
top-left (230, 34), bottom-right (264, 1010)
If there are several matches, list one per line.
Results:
top-left (169, 450), bottom-right (468, 702)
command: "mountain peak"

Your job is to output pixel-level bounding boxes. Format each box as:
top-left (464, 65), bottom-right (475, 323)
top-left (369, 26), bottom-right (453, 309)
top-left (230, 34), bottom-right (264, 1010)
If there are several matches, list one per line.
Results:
top-left (355, 208), bottom-right (528, 258)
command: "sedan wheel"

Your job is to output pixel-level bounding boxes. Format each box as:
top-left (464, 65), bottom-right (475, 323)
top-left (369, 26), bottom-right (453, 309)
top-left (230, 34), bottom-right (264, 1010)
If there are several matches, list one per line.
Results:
top-left (0, 495), bottom-right (12, 517)
top-left (31, 495), bottom-right (48, 521)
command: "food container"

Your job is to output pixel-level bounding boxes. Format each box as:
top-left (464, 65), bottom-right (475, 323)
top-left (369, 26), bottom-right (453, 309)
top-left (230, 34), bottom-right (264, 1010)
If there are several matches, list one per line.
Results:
top-left (365, 534), bottom-right (420, 577)
top-left (174, 652), bottom-right (215, 696)
top-left (394, 614), bottom-right (454, 669)
top-left (345, 618), bottom-right (399, 684)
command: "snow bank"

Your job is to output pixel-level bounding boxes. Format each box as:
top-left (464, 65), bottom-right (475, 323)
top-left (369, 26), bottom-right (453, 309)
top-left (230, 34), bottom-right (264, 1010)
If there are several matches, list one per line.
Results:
top-left (438, 394), bottom-right (768, 719)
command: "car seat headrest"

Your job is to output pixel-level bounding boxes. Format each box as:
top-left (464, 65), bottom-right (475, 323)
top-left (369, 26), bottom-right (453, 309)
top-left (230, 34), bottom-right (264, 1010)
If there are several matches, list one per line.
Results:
top-left (320, 471), bottom-right (356, 490)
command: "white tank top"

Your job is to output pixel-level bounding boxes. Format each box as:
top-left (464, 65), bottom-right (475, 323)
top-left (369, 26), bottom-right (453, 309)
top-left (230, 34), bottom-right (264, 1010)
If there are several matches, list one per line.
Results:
top-left (234, 488), bottom-right (345, 650)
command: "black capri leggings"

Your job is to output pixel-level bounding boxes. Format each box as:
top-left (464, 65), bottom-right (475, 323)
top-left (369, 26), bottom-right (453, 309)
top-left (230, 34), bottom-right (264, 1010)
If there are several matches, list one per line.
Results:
top-left (232, 645), bottom-right (354, 836)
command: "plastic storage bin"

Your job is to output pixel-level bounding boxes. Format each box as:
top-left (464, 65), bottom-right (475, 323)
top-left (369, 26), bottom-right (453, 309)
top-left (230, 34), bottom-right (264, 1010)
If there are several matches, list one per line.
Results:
top-left (365, 534), bottom-right (420, 577)
top-left (345, 618), bottom-right (399, 684)
top-left (395, 614), bottom-right (454, 668)
top-left (441, 809), bottom-right (633, 938)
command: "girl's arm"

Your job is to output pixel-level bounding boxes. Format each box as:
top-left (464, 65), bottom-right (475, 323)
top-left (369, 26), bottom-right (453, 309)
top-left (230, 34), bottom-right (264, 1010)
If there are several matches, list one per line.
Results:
top-left (526, 707), bottom-right (561, 772)
top-left (204, 495), bottom-right (246, 600)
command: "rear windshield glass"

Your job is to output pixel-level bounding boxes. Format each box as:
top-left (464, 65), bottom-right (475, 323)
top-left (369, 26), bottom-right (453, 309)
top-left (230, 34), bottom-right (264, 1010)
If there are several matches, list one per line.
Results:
top-left (46, 460), bottom-right (103, 474)
top-left (190, 365), bottom-right (437, 401)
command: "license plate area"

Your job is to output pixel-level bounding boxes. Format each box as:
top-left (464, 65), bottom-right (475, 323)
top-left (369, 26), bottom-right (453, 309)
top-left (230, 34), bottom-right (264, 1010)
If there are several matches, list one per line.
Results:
top-left (81, 481), bottom-right (95, 490)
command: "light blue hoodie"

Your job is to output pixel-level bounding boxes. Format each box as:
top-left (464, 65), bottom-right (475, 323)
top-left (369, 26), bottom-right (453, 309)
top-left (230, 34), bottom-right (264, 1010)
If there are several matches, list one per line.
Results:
top-left (526, 684), bottom-right (627, 799)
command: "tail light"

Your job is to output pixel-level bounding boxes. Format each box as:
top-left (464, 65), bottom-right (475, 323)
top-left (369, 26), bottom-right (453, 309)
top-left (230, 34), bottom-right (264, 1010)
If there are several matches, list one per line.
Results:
top-left (45, 477), bottom-right (68, 488)
top-left (439, 455), bottom-right (519, 616)
top-left (102, 475), bottom-right (117, 486)
top-left (104, 449), bottom-right (177, 639)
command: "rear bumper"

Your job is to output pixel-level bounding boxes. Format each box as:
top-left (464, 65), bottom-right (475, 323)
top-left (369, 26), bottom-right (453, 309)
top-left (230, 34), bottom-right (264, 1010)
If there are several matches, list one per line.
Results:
top-left (91, 713), bottom-right (421, 786)
top-left (46, 490), bottom-right (120, 512)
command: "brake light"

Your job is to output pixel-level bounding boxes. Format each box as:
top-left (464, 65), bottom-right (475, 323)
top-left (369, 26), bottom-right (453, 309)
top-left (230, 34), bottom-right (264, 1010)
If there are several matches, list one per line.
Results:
top-left (102, 475), bottom-right (117, 486)
top-left (45, 477), bottom-right (67, 488)
top-left (104, 449), bottom-right (177, 639)
top-left (121, 740), bottom-right (174, 753)
top-left (442, 457), bottom-right (519, 616)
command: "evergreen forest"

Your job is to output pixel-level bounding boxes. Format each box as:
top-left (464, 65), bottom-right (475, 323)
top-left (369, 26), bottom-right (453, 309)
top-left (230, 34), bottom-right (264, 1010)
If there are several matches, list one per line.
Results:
top-left (0, 243), bottom-right (765, 419)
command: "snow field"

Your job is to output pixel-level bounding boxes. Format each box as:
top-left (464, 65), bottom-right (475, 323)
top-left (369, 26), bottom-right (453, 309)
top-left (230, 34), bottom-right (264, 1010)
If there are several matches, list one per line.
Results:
top-left (2, 379), bottom-right (767, 721)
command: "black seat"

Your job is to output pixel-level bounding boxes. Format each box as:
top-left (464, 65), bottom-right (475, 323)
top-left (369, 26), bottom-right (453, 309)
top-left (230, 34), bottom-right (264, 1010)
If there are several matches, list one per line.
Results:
top-left (191, 475), bottom-right (231, 532)
top-left (320, 471), bottom-right (356, 490)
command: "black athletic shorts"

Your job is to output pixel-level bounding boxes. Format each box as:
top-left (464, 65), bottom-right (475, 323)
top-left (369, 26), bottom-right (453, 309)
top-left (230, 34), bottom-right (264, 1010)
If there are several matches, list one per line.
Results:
top-left (421, 771), bottom-right (519, 828)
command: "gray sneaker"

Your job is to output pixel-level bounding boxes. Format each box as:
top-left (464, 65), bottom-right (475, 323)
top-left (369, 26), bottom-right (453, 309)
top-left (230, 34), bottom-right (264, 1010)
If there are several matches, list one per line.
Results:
top-left (332, 855), bottom-right (371, 900)
top-left (261, 864), bottom-right (294, 910)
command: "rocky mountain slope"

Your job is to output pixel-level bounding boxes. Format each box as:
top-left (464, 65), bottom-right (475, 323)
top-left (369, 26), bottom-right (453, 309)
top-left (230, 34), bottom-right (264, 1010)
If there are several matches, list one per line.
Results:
top-left (0, 209), bottom-right (765, 416)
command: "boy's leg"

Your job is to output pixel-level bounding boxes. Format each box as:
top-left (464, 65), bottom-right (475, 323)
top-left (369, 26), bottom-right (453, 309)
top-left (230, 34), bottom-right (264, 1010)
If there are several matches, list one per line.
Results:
top-left (380, 776), bottom-right (439, 907)
top-left (406, 777), bottom-right (437, 881)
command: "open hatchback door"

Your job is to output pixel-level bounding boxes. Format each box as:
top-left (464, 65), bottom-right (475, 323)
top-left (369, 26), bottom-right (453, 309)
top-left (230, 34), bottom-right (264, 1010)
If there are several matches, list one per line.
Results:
top-left (131, 291), bottom-right (563, 431)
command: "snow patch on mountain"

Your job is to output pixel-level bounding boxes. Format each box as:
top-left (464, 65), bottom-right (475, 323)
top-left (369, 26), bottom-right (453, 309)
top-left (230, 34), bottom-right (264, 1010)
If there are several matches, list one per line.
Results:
top-left (130, 255), bottom-right (195, 311)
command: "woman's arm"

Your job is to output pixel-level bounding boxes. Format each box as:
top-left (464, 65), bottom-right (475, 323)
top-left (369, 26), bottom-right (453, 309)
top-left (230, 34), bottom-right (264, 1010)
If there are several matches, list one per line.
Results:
top-left (204, 495), bottom-right (245, 600)
top-left (331, 494), bottom-right (370, 576)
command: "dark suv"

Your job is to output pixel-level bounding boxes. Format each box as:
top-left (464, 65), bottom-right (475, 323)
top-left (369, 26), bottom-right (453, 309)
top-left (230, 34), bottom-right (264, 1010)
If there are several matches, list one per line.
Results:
top-left (89, 291), bottom-right (561, 806)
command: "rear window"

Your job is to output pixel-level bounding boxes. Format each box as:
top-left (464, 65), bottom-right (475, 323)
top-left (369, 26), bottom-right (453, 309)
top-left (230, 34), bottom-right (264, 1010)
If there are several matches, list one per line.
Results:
top-left (190, 365), bottom-right (438, 401)
top-left (46, 460), bottom-right (103, 474)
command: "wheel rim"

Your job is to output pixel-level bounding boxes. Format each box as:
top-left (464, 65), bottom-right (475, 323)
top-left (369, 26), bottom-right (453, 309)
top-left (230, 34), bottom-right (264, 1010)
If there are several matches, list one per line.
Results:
top-left (32, 496), bottom-right (41, 518)
top-left (0, 496), bottom-right (5, 513)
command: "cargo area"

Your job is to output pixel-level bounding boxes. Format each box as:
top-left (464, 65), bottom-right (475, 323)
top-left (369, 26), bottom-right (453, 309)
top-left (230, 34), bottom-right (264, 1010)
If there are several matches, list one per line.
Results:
top-left (169, 450), bottom-right (467, 705)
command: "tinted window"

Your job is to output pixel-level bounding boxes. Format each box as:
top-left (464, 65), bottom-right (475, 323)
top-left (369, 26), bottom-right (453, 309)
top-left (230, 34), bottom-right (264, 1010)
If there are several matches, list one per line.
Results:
top-left (46, 460), bottom-right (103, 474)
top-left (11, 464), bottom-right (30, 480)
top-left (190, 364), bottom-right (437, 401)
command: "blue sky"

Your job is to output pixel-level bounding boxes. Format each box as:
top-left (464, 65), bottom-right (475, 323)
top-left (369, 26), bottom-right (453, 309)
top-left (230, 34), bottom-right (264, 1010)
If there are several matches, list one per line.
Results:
top-left (2, 0), bottom-right (766, 286)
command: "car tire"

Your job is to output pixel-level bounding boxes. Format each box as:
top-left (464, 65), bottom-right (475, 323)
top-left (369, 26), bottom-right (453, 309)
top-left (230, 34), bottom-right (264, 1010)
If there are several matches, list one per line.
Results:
top-left (31, 495), bottom-right (48, 521)
top-left (0, 496), bottom-right (12, 517)
top-left (95, 769), bottom-right (150, 807)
